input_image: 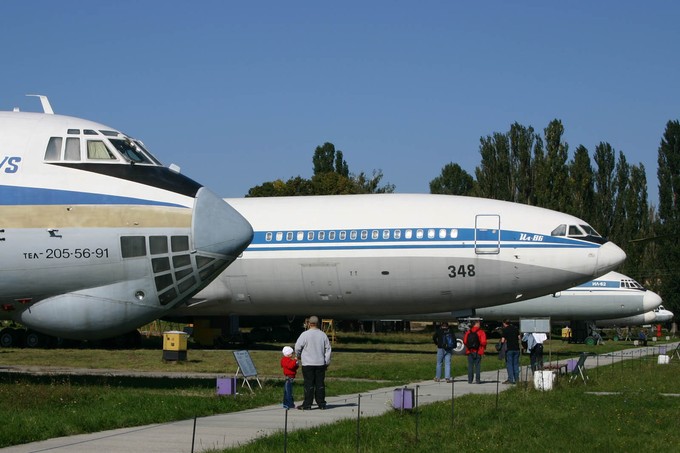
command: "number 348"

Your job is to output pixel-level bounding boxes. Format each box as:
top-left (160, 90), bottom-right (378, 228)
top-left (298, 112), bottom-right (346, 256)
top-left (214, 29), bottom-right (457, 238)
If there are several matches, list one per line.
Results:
top-left (448, 264), bottom-right (476, 278)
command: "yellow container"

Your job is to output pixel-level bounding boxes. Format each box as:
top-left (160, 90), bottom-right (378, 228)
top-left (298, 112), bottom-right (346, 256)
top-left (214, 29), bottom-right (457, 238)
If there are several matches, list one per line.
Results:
top-left (163, 331), bottom-right (188, 361)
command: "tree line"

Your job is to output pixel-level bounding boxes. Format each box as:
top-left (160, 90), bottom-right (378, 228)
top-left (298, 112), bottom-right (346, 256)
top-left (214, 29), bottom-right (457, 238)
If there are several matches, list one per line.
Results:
top-left (246, 120), bottom-right (680, 315)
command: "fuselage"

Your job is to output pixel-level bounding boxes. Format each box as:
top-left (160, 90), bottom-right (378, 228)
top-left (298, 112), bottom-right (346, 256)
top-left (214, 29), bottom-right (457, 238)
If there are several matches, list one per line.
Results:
top-left (180, 194), bottom-right (626, 318)
top-left (473, 271), bottom-right (662, 321)
top-left (0, 108), bottom-right (253, 339)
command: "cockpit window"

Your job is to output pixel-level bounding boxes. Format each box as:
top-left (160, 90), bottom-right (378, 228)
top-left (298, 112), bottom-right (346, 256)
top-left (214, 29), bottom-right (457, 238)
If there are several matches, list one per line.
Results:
top-left (109, 138), bottom-right (152, 164)
top-left (133, 140), bottom-right (162, 165)
top-left (44, 137), bottom-right (62, 161)
top-left (621, 278), bottom-right (644, 290)
top-left (99, 130), bottom-right (119, 137)
top-left (551, 224), bottom-right (567, 237)
top-left (64, 137), bottom-right (81, 161)
top-left (87, 140), bottom-right (117, 160)
top-left (580, 224), bottom-right (601, 237)
top-left (83, 129), bottom-right (98, 135)
top-left (551, 223), bottom-right (606, 244)
top-left (568, 225), bottom-right (584, 236)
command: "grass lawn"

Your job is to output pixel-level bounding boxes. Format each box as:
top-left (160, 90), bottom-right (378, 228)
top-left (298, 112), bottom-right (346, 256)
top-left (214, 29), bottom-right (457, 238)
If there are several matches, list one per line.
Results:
top-left (0, 331), bottom-right (676, 448)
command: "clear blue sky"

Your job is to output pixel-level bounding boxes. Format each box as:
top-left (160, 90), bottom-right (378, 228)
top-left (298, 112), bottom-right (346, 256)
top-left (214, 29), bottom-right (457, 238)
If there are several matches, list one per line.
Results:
top-left (2, 1), bottom-right (678, 206)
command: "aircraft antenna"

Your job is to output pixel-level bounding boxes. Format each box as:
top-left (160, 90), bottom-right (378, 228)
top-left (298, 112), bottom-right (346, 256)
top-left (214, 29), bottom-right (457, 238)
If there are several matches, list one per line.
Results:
top-left (26, 94), bottom-right (54, 114)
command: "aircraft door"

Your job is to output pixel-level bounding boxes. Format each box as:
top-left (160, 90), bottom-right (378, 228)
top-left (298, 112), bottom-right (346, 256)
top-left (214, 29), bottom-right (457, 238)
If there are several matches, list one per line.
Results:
top-left (301, 264), bottom-right (343, 304)
top-left (475, 214), bottom-right (500, 254)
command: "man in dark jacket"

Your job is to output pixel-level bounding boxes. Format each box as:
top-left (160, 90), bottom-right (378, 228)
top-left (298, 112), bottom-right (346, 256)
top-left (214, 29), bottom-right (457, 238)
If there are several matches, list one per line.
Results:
top-left (501, 319), bottom-right (521, 384)
top-left (432, 322), bottom-right (453, 382)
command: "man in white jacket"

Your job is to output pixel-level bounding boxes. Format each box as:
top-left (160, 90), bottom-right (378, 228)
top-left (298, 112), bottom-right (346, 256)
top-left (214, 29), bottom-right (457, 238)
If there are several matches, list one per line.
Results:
top-left (295, 316), bottom-right (332, 410)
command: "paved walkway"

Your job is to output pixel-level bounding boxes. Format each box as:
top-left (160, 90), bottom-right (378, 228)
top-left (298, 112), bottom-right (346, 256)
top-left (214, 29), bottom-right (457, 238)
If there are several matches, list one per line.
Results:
top-left (2, 342), bottom-right (677, 453)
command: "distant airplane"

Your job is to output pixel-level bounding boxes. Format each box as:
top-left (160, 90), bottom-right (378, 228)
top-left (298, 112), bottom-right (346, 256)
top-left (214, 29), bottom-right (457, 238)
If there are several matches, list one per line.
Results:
top-left (172, 194), bottom-right (626, 331)
top-left (371, 271), bottom-right (666, 349)
top-left (0, 96), bottom-right (253, 346)
top-left (595, 305), bottom-right (674, 328)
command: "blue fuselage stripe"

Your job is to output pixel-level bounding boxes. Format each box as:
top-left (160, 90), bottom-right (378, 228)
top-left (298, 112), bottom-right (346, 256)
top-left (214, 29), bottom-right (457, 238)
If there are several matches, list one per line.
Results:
top-left (0, 185), bottom-right (185, 208)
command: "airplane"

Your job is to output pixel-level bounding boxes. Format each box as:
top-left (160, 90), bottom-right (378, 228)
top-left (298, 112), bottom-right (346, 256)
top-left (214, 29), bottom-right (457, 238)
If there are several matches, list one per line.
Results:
top-left (0, 95), bottom-right (253, 347)
top-left (168, 193), bottom-right (627, 343)
top-left (595, 305), bottom-right (674, 328)
top-left (368, 271), bottom-right (667, 349)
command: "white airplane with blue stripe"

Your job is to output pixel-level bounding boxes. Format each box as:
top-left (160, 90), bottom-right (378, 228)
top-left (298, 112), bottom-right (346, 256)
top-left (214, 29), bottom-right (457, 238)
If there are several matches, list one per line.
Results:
top-left (178, 193), bottom-right (627, 319)
top-left (0, 96), bottom-right (253, 345)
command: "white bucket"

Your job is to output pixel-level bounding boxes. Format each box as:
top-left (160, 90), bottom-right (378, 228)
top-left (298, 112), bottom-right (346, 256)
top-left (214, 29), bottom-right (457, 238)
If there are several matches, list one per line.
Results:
top-left (533, 370), bottom-right (556, 391)
top-left (658, 354), bottom-right (670, 365)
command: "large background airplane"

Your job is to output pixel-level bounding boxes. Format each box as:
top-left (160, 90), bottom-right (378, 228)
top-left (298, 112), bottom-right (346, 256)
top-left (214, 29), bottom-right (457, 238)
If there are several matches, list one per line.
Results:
top-left (375, 271), bottom-right (668, 349)
top-left (0, 96), bottom-right (253, 347)
top-left (168, 194), bottom-right (626, 343)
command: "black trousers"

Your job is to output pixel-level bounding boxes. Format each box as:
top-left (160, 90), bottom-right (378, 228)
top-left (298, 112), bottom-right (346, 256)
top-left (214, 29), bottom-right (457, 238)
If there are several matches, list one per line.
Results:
top-left (301, 365), bottom-right (326, 408)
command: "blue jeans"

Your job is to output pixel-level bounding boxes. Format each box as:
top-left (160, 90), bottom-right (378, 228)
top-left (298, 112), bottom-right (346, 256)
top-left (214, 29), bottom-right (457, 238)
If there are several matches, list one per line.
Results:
top-left (506, 350), bottom-right (520, 383)
top-left (467, 352), bottom-right (482, 383)
top-left (436, 348), bottom-right (452, 379)
top-left (283, 377), bottom-right (295, 408)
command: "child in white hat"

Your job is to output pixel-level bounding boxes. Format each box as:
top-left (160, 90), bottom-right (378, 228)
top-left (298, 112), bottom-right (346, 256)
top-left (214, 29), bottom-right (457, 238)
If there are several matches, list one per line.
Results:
top-left (281, 346), bottom-right (299, 409)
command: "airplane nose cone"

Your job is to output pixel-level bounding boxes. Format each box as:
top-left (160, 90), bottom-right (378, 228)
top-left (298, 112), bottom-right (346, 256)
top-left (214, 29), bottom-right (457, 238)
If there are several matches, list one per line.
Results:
top-left (192, 188), bottom-right (253, 258)
top-left (595, 242), bottom-right (627, 275)
top-left (642, 290), bottom-right (663, 312)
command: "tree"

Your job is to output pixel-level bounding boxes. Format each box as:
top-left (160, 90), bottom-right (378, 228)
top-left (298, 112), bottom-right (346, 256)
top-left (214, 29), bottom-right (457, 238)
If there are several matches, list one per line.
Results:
top-left (592, 142), bottom-right (616, 238)
top-left (508, 122), bottom-right (536, 204)
top-left (566, 145), bottom-right (595, 222)
top-left (543, 120), bottom-right (569, 212)
top-left (313, 142), bottom-right (348, 177)
top-left (247, 141), bottom-right (394, 197)
top-left (429, 163), bottom-right (474, 195)
top-left (474, 132), bottom-right (512, 200)
top-left (656, 120), bottom-right (680, 312)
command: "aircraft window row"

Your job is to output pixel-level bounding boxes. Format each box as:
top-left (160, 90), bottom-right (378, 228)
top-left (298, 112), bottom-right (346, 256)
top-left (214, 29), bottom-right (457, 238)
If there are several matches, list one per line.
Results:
top-left (121, 235), bottom-right (190, 258)
top-left (264, 228), bottom-right (460, 242)
top-left (44, 133), bottom-right (160, 165)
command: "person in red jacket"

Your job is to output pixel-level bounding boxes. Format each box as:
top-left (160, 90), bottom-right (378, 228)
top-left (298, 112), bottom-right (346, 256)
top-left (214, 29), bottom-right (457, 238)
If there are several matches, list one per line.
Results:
top-left (281, 346), bottom-right (299, 409)
top-left (464, 320), bottom-right (488, 384)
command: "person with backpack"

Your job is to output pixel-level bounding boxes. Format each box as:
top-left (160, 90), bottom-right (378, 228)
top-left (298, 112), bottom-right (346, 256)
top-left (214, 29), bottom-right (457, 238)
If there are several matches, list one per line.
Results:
top-left (464, 320), bottom-right (487, 384)
top-left (432, 321), bottom-right (454, 382)
top-left (501, 319), bottom-right (521, 384)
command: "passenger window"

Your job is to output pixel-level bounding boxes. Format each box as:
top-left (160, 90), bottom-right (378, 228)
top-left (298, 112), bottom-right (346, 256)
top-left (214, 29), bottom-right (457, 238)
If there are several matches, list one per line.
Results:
top-left (307, 231), bottom-right (314, 241)
top-left (416, 229), bottom-right (424, 239)
top-left (318, 231), bottom-right (326, 240)
top-left (371, 230), bottom-right (379, 240)
top-left (350, 231), bottom-right (358, 240)
top-left (297, 231), bottom-right (304, 241)
top-left (383, 230), bottom-right (390, 240)
top-left (450, 229), bottom-right (458, 239)
top-left (329, 231), bottom-right (336, 240)
top-left (361, 230), bottom-right (368, 240)
top-left (44, 137), bottom-right (62, 161)
top-left (276, 232), bottom-right (283, 241)
top-left (394, 230), bottom-right (402, 239)
top-left (405, 229), bottom-right (412, 239)
top-left (266, 232), bottom-right (273, 242)
top-left (439, 229), bottom-right (446, 239)
top-left (428, 229), bottom-right (435, 239)
top-left (339, 231), bottom-right (347, 240)
top-left (64, 137), bottom-right (81, 161)
top-left (286, 232), bottom-right (293, 241)
top-left (87, 140), bottom-right (116, 160)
